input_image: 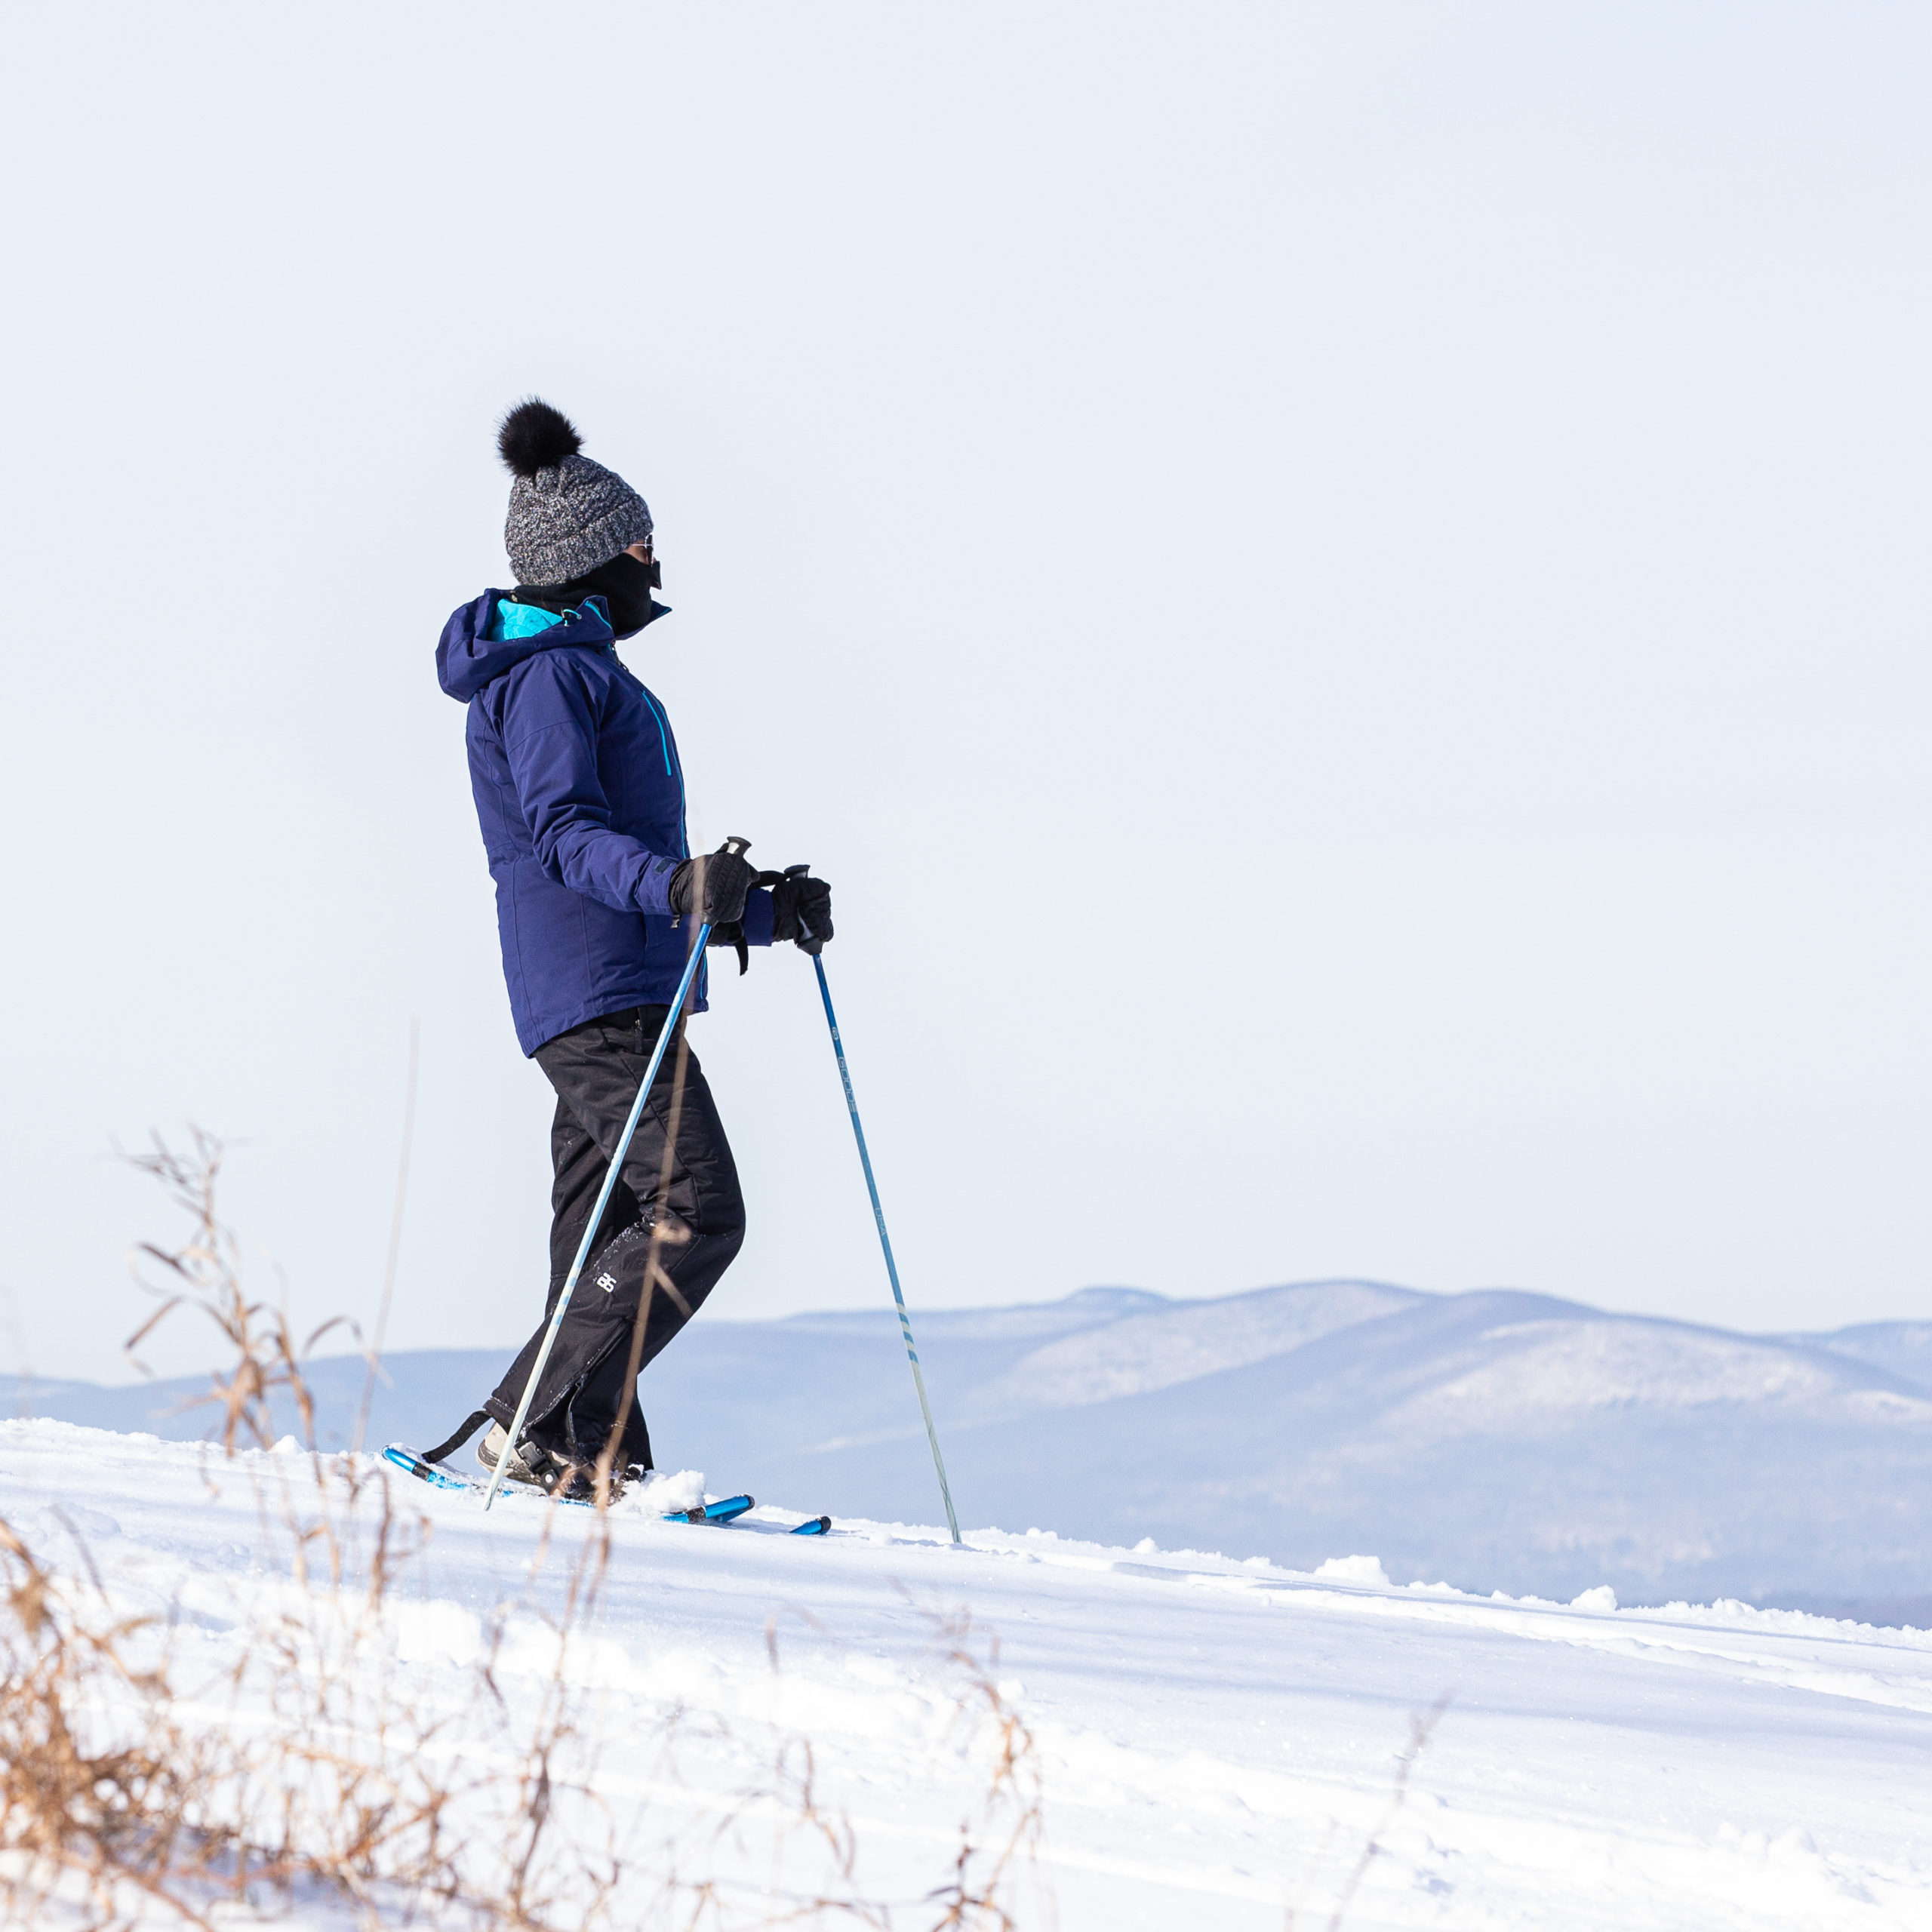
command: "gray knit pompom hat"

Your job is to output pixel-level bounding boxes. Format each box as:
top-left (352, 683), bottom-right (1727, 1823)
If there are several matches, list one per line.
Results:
top-left (497, 398), bottom-right (653, 586)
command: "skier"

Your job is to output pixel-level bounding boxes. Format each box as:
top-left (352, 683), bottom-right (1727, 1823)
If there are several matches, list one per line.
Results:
top-left (433, 399), bottom-right (832, 1497)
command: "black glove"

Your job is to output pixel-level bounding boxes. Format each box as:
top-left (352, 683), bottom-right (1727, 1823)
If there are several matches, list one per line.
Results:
top-left (771, 869), bottom-right (833, 955)
top-left (668, 841), bottom-right (754, 926)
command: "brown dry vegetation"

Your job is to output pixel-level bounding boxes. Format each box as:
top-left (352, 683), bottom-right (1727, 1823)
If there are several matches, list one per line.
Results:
top-left (0, 1134), bottom-right (1047, 1930)
top-left (0, 1487), bottom-right (1048, 1930)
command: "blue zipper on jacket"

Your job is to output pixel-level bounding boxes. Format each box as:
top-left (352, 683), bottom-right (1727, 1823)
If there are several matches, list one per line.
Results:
top-left (604, 643), bottom-right (689, 860)
top-left (608, 645), bottom-right (698, 995)
top-left (632, 675), bottom-right (673, 780)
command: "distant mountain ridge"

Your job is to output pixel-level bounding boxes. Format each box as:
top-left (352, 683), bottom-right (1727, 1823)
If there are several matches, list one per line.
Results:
top-left (1800, 1319), bottom-right (1932, 1392)
top-left (8, 1281), bottom-right (1929, 1623)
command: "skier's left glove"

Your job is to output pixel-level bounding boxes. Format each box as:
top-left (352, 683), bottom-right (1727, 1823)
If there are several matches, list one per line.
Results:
top-left (706, 860), bottom-right (833, 974)
top-left (770, 870), bottom-right (833, 955)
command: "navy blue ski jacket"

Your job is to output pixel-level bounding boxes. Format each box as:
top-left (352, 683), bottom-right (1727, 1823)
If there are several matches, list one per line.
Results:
top-left (437, 590), bottom-right (773, 1054)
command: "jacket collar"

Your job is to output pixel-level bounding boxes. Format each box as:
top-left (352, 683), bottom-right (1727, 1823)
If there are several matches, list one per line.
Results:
top-left (436, 590), bottom-right (616, 701)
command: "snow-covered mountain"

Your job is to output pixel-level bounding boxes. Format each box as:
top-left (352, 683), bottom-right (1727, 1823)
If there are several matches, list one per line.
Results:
top-left (12, 1281), bottom-right (1931, 1621)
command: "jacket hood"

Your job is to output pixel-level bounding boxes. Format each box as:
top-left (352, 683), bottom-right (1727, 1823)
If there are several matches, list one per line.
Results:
top-left (436, 591), bottom-right (617, 702)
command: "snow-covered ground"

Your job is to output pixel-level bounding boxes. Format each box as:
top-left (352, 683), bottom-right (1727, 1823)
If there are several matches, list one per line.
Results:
top-left (2, 1418), bottom-right (1927, 1929)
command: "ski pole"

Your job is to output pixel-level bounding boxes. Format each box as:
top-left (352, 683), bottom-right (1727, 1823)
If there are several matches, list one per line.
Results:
top-left (812, 952), bottom-right (961, 1545)
top-left (484, 841), bottom-right (744, 1512)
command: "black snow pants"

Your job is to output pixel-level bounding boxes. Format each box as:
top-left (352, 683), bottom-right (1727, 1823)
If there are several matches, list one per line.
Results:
top-left (485, 1005), bottom-right (746, 1472)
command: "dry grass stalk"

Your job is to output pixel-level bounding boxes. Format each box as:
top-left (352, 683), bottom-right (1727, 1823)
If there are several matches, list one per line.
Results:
top-left (660, 1602), bottom-right (1048, 1932)
top-left (1284, 1690), bottom-right (1453, 1932)
top-left (920, 1608), bottom-right (1046, 1932)
top-left (121, 1128), bottom-right (350, 1454)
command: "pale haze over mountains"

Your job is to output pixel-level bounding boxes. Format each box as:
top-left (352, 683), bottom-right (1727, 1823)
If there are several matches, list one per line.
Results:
top-left (17, 1280), bottom-right (1929, 1623)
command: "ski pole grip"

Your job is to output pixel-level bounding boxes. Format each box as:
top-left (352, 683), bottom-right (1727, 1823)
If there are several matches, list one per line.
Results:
top-left (777, 861), bottom-right (819, 944)
top-left (672, 836), bottom-right (752, 933)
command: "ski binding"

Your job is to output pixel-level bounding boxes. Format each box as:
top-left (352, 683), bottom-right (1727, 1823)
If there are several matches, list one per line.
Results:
top-left (382, 1445), bottom-right (828, 1534)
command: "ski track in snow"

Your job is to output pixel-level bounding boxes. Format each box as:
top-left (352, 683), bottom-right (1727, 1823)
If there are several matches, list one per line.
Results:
top-left (2, 1418), bottom-right (1927, 1930)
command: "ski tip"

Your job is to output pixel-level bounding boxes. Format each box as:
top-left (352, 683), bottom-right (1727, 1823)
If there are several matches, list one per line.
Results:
top-left (792, 1515), bottom-right (832, 1537)
top-left (383, 1444), bottom-right (479, 1494)
top-left (663, 1494), bottom-right (755, 1524)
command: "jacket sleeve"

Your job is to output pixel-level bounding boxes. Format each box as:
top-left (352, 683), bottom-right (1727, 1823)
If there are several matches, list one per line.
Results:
top-left (496, 654), bottom-right (681, 915)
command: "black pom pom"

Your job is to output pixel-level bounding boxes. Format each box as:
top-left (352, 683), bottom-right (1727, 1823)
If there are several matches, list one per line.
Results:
top-left (497, 398), bottom-right (583, 478)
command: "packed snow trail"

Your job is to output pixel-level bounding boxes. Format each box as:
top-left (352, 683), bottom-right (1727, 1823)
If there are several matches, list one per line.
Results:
top-left (2, 1418), bottom-right (1927, 1929)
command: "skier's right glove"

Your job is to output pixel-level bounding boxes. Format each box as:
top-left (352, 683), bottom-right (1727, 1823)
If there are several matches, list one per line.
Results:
top-left (668, 841), bottom-right (755, 927)
top-left (771, 869), bottom-right (833, 955)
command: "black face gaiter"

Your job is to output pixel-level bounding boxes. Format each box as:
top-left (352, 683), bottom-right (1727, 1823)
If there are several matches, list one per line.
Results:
top-left (514, 552), bottom-right (668, 639)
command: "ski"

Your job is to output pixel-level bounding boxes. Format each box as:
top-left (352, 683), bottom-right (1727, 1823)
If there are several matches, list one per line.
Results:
top-left (381, 1445), bottom-right (828, 1534)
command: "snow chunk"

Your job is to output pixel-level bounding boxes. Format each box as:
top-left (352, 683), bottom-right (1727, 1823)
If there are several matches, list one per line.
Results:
top-left (627, 1468), bottom-right (705, 1515)
top-left (26, 1503), bottom-right (121, 1542)
top-left (1132, 1537), bottom-right (1158, 1555)
top-left (1313, 1555), bottom-right (1391, 1588)
top-left (1570, 1584), bottom-right (1618, 1613)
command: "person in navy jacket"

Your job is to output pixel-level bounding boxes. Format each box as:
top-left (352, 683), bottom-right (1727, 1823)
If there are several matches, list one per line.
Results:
top-left (435, 400), bottom-right (832, 1494)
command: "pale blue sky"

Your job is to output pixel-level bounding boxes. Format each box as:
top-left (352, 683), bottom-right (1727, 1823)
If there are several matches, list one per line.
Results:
top-left (2, 4), bottom-right (1927, 1380)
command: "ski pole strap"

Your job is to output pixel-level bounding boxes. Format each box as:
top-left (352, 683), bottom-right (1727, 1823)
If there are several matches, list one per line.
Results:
top-left (422, 1409), bottom-right (491, 1467)
top-left (708, 918), bottom-right (751, 974)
